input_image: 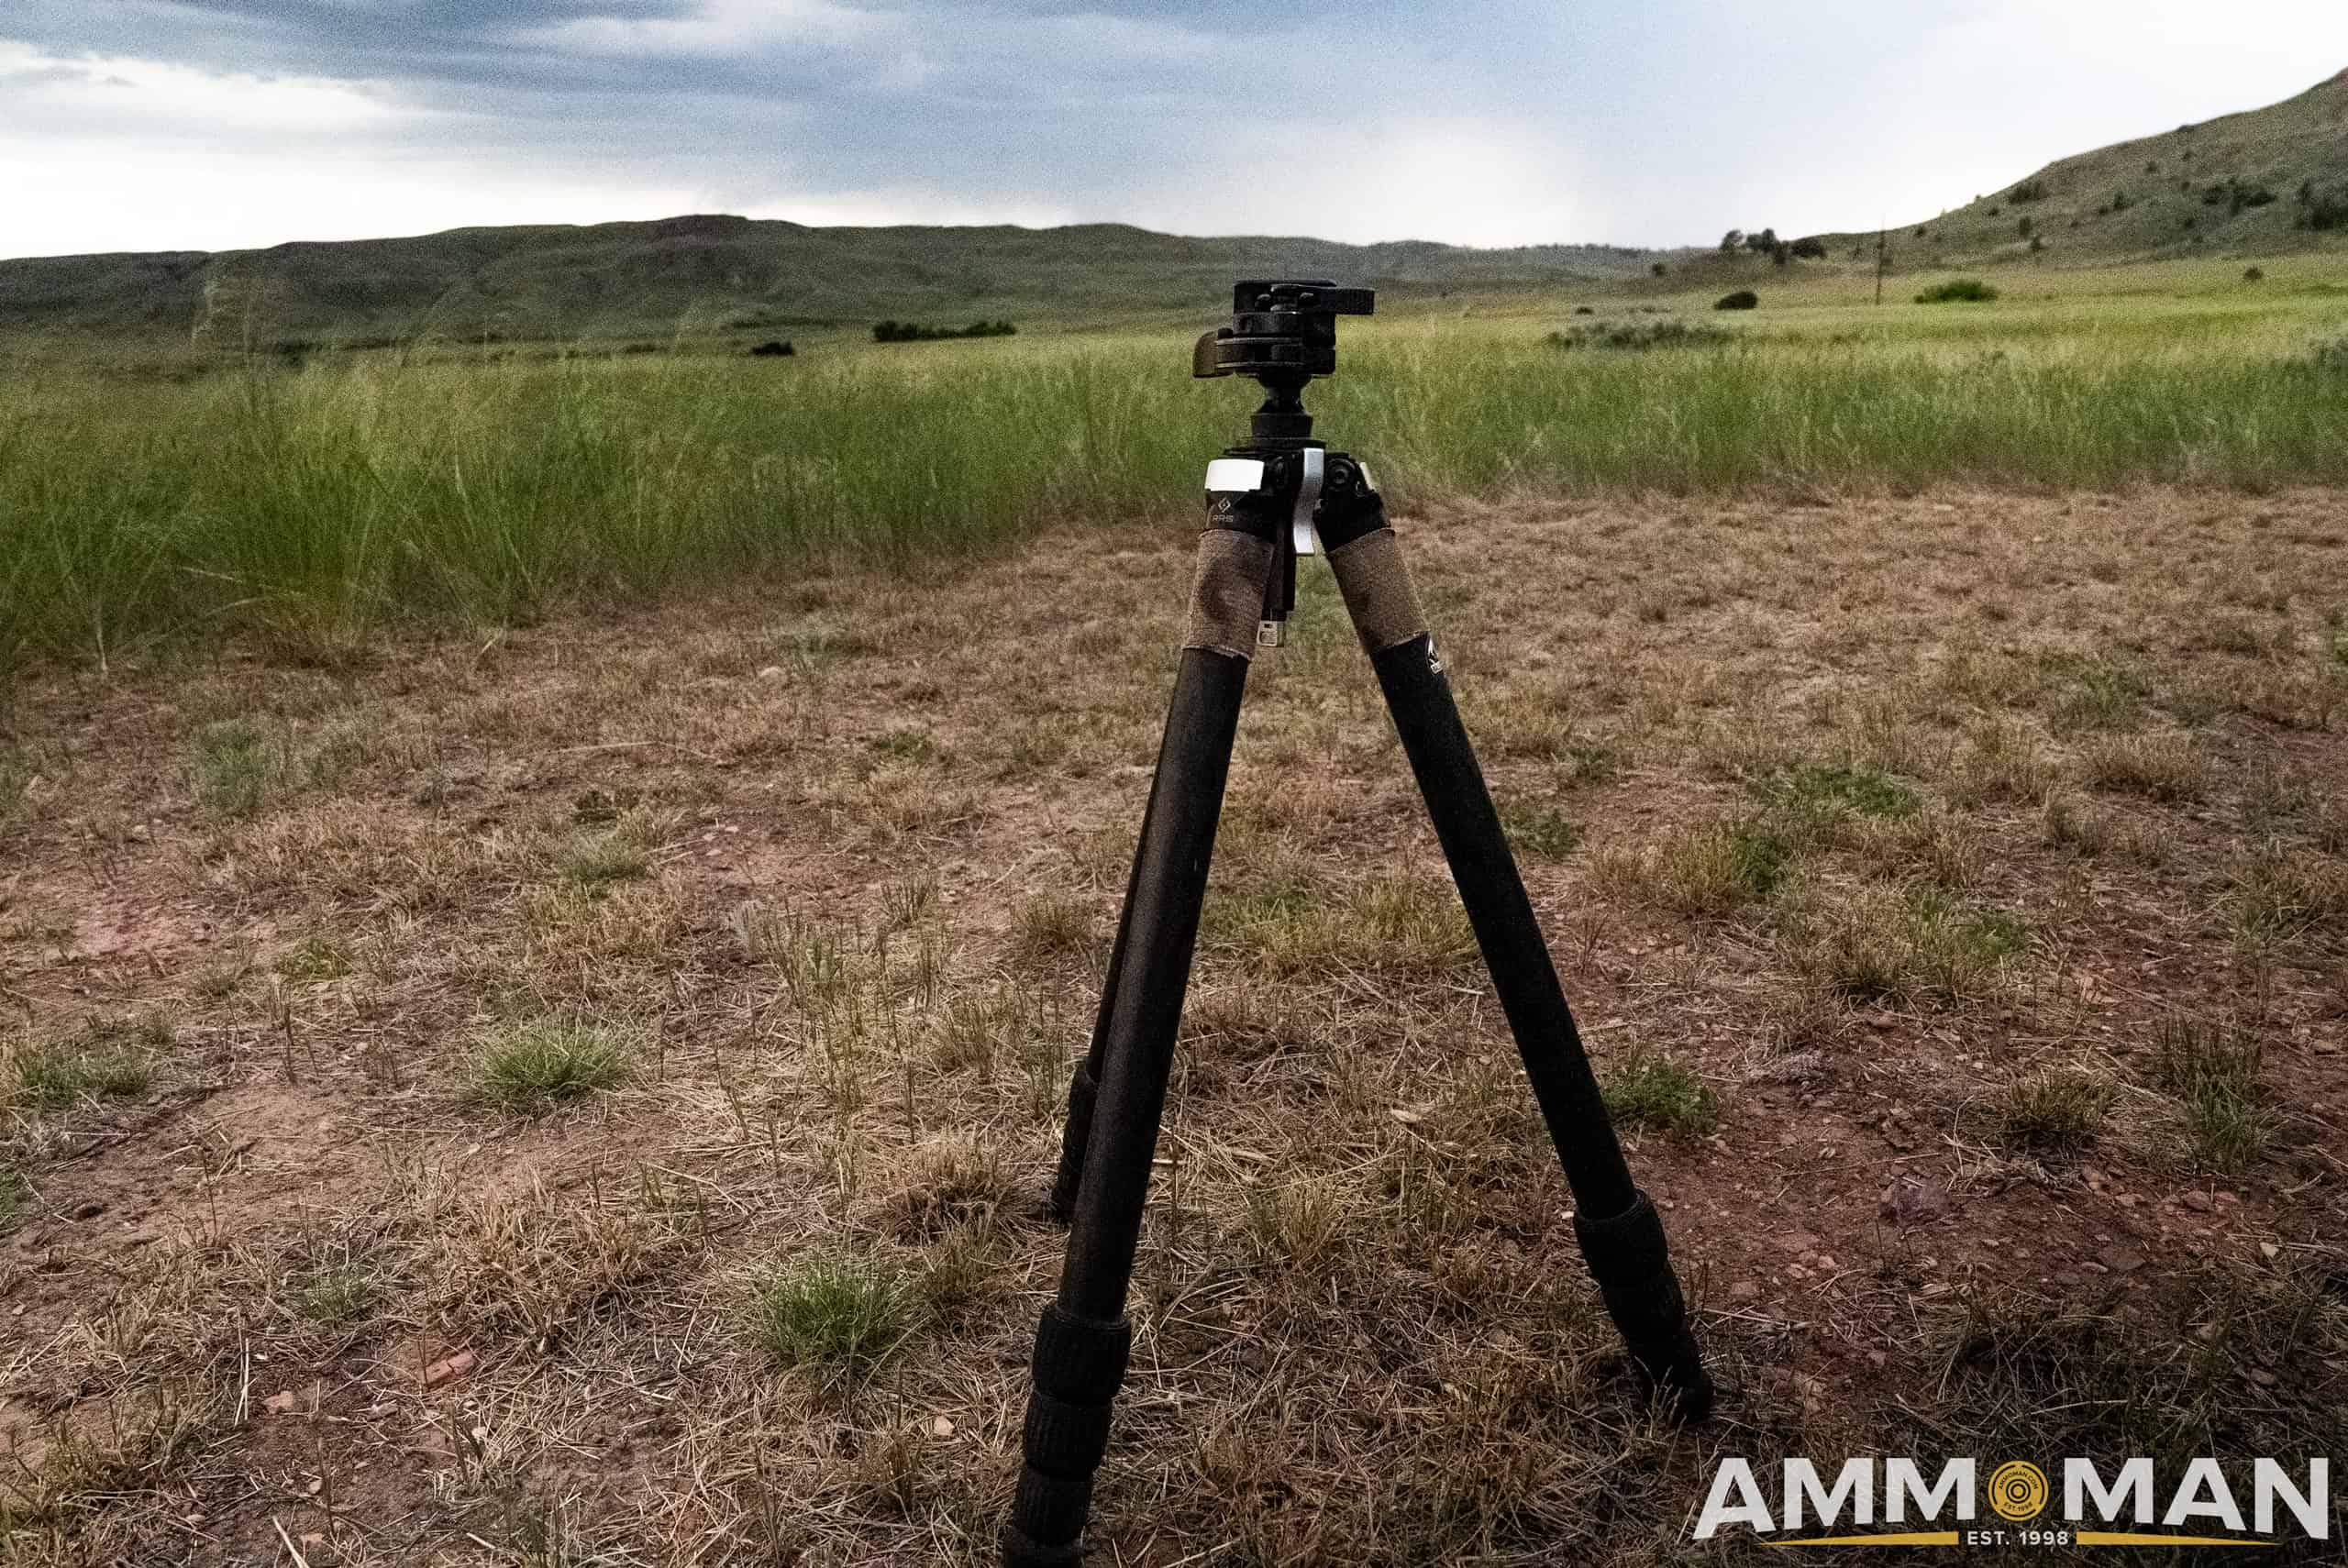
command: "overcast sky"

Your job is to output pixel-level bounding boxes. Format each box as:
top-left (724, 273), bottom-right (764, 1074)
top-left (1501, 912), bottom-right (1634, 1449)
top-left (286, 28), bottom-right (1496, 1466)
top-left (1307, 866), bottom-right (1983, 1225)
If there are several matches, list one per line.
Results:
top-left (3, 2), bottom-right (2343, 259)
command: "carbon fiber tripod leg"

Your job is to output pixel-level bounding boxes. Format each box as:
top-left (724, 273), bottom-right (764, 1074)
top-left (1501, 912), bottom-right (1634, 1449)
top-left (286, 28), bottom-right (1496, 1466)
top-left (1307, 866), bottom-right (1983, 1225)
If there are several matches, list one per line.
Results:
top-left (1002, 527), bottom-right (1275, 1568)
top-left (1047, 772), bottom-right (1154, 1221)
top-left (1318, 468), bottom-right (1713, 1418)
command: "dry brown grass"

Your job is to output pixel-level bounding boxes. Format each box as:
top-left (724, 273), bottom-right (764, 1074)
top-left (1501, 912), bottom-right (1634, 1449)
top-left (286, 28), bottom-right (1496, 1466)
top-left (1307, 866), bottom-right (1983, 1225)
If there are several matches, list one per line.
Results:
top-left (3, 488), bottom-right (2345, 1563)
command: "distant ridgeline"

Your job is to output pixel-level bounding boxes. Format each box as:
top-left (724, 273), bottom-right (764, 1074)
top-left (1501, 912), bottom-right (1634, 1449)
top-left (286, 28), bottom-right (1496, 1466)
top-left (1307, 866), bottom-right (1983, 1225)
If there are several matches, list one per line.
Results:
top-left (0, 213), bottom-right (1651, 346)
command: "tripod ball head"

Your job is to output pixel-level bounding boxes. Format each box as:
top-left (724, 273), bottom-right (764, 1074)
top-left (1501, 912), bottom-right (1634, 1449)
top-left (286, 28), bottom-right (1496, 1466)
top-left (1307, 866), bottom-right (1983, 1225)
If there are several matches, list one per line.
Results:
top-left (1192, 279), bottom-right (1375, 385)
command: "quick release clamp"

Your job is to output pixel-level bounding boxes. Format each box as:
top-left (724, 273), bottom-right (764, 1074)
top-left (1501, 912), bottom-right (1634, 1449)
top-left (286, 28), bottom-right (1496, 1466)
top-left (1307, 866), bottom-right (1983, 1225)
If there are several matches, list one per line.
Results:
top-left (1193, 279), bottom-right (1379, 646)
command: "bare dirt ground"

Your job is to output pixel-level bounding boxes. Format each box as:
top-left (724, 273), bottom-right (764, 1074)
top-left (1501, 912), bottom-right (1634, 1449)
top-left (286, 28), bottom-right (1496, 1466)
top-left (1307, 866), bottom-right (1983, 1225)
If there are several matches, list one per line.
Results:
top-left (3, 490), bottom-right (2345, 1565)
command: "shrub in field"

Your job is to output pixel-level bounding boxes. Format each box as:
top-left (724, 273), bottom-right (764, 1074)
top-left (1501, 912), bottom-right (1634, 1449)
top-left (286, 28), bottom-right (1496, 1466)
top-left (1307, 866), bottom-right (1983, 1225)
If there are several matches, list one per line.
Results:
top-left (1714, 290), bottom-right (1758, 311)
top-left (2243, 266), bottom-right (2264, 282)
top-left (1916, 279), bottom-right (1999, 304)
top-left (1547, 319), bottom-right (1734, 350)
top-left (2010, 177), bottom-right (2050, 203)
top-left (872, 320), bottom-right (1015, 343)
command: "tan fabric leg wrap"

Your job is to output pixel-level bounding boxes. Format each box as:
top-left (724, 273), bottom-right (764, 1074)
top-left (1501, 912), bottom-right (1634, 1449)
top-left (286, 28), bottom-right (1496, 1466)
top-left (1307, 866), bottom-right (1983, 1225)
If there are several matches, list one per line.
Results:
top-left (1326, 528), bottom-right (1428, 654)
top-left (1182, 531), bottom-right (1277, 658)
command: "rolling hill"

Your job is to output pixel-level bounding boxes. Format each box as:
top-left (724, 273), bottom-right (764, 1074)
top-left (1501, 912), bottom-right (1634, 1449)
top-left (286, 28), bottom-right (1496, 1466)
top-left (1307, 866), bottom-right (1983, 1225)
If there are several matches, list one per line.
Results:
top-left (1806, 68), bottom-right (2348, 269)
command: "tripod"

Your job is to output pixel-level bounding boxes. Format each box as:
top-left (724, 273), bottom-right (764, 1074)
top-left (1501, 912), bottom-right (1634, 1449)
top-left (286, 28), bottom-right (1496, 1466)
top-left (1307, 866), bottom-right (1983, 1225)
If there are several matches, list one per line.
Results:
top-left (1001, 283), bottom-right (1711, 1566)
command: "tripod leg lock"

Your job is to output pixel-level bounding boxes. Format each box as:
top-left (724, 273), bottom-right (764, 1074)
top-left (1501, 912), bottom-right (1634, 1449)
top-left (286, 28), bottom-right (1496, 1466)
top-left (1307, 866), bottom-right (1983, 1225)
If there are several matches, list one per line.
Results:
top-left (1047, 1063), bottom-right (1099, 1221)
top-left (1572, 1190), bottom-right (1715, 1419)
top-left (1002, 1306), bottom-right (1134, 1562)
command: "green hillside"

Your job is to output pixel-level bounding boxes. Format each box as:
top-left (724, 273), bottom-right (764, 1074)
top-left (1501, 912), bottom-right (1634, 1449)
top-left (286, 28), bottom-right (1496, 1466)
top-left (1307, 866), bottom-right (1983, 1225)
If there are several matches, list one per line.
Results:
top-left (0, 217), bottom-right (1653, 346)
top-left (1809, 68), bottom-right (2348, 269)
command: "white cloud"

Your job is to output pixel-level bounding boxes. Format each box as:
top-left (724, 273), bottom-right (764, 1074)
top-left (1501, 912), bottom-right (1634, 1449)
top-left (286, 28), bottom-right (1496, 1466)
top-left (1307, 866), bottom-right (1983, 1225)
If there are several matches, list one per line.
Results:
top-left (0, 138), bottom-right (701, 258)
top-left (513, 0), bottom-right (891, 60)
top-left (0, 39), bottom-right (400, 135)
top-left (1137, 118), bottom-right (1600, 247)
top-left (744, 190), bottom-right (1081, 228)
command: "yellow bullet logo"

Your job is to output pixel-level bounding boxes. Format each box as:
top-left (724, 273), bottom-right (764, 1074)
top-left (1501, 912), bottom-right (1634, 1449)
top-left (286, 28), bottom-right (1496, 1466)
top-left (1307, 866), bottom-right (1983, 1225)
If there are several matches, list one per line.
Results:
top-left (1988, 1461), bottom-right (2049, 1522)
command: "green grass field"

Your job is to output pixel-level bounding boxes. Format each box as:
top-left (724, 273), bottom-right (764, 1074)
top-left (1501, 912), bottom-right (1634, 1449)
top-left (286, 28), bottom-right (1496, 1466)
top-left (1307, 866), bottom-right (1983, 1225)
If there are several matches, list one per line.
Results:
top-left (5, 255), bottom-right (2345, 668)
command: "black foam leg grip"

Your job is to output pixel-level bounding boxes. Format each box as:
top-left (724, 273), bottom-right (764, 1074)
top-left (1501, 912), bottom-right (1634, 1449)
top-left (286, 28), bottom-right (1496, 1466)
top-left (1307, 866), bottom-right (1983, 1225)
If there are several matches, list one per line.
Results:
top-left (1573, 1190), bottom-right (1715, 1420)
top-left (1031, 1305), bottom-right (1131, 1400)
top-left (1023, 1391), bottom-right (1113, 1475)
top-left (1048, 1065), bottom-right (1099, 1222)
top-left (1005, 1307), bottom-right (1133, 1559)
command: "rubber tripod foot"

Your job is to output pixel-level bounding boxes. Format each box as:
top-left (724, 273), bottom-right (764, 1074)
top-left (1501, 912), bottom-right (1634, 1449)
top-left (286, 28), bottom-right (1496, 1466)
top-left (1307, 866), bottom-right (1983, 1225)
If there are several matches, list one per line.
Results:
top-left (1001, 1524), bottom-right (1085, 1568)
top-left (1572, 1189), bottom-right (1714, 1421)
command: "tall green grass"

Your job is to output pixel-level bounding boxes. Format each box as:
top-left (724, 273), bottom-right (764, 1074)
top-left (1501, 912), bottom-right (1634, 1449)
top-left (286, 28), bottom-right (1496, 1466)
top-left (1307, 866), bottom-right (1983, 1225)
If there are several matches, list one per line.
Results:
top-left (4, 315), bottom-right (2345, 666)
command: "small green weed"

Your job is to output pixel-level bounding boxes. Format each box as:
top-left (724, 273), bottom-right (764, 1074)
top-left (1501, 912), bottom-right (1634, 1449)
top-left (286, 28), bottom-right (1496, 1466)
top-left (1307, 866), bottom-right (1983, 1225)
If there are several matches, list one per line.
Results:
top-left (1011, 892), bottom-right (1095, 964)
top-left (1754, 762), bottom-right (1919, 821)
top-left (555, 830), bottom-right (651, 888)
top-left (1500, 800), bottom-right (1583, 858)
top-left (276, 932), bottom-right (353, 982)
top-left (2148, 1014), bottom-right (2267, 1172)
top-left (1600, 1051), bottom-right (1721, 1139)
top-left (1999, 1069), bottom-right (2114, 1154)
top-left (748, 1254), bottom-right (908, 1372)
top-left (5, 1017), bottom-right (166, 1109)
top-left (467, 1019), bottom-right (636, 1109)
top-left (1790, 886), bottom-right (2026, 1005)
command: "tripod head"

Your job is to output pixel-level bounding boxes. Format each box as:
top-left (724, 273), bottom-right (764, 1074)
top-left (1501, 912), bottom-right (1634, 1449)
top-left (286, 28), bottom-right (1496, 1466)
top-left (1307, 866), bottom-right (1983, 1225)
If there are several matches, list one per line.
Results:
top-left (1192, 280), bottom-right (1374, 444)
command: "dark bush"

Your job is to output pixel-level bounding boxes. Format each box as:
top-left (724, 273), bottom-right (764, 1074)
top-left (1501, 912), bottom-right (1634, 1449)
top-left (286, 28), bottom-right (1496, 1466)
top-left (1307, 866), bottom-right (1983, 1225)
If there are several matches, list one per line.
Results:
top-left (1715, 290), bottom-right (1759, 312)
top-left (1650, 260), bottom-right (1668, 276)
top-left (872, 320), bottom-right (1016, 343)
top-left (1573, 305), bottom-right (1596, 315)
top-left (2016, 215), bottom-right (2034, 238)
top-left (2243, 266), bottom-right (2264, 283)
top-left (749, 340), bottom-right (795, 357)
top-left (2028, 236), bottom-right (2045, 253)
top-left (1915, 279), bottom-right (1999, 304)
top-left (1790, 237), bottom-right (1827, 259)
top-left (1548, 318), bottom-right (1734, 350)
top-left (2010, 178), bottom-right (2050, 204)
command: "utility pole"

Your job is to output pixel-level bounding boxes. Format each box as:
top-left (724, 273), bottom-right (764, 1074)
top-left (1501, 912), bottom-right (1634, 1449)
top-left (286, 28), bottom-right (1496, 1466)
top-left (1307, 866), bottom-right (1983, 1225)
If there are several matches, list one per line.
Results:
top-left (1875, 223), bottom-right (1888, 306)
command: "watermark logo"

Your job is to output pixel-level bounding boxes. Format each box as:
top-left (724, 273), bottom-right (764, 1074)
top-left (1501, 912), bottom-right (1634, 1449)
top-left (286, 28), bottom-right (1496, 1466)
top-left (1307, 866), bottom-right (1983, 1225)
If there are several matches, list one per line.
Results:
top-left (1691, 1456), bottom-right (2331, 1550)
top-left (1987, 1461), bottom-right (2049, 1523)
